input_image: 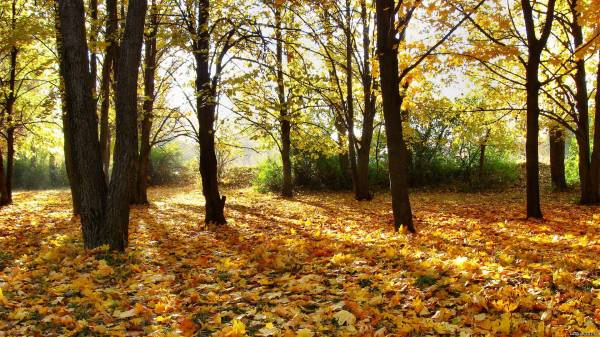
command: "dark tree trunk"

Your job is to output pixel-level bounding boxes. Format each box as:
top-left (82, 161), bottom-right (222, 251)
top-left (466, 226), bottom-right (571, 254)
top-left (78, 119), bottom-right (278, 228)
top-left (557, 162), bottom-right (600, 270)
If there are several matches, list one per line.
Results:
top-left (478, 129), bottom-right (490, 181)
top-left (524, 60), bottom-right (543, 218)
top-left (56, 0), bottom-right (109, 248)
top-left (194, 0), bottom-right (225, 224)
top-left (275, 7), bottom-right (293, 198)
top-left (3, 37), bottom-right (18, 204)
top-left (62, 113), bottom-right (81, 214)
top-left (549, 126), bottom-right (568, 191)
top-left (55, 23), bottom-right (81, 214)
top-left (345, 0), bottom-right (358, 194)
top-left (591, 52), bottom-right (600, 201)
top-left (355, 0), bottom-right (375, 201)
top-left (99, 0), bottom-right (118, 180)
top-left (521, 0), bottom-right (555, 218)
top-left (105, 0), bottom-right (147, 249)
top-left (478, 144), bottom-right (486, 181)
top-left (133, 2), bottom-right (158, 205)
top-left (375, 0), bottom-right (415, 233)
top-left (0, 149), bottom-right (8, 206)
top-left (57, 0), bottom-right (146, 251)
top-left (89, 0), bottom-right (98, 102)
top-left (569, 1), bottom-right (598, 204)
top-left (5, 128), bottom-right (14, 204)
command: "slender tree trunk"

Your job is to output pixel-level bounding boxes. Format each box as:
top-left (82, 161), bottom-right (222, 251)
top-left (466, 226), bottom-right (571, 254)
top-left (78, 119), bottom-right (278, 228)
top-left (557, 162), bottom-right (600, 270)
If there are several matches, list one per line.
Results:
top-left (549, 126), bottom-right (568, 191)
top-left (478, 144), bottom-right (486, 181)
top-left (62, 113), bottom-right (81, 214)
top-left (100, 0), bottom-right (118, 180)
top-left (345, 0), bottom-right (359, 194)
top-left (105, 0), bottom-right (147, 249)
top-left (275, 7), bottom-right (293, 197)
top-left (3, 31), bottom-right (18, 204)
top-left (478, 129), bottom-right (491, 181)
top-left (195, 0), bottom-right (226, 224)
top-left (56, 0), bottom-right (109, 248)
top-left (5, 128), bottom-right (15, 203)
top-left (89, 0), bottom-right (98, 102)
top-left (375, 0), bottom-right (415, 233)
top-left (133, 2), bottom-right (157, 205)
top-left (54, 23), bottom-right (81, 214)
top-left (0, 149), bottom-right (8, 206)
top-left (355, 0), bottom-right (375, 201)
top-left (525, 59), bottom-right (543, 218)
top-left (569, 0), bottom-right (598, 203)
top-left (590, 52), bottom-right (600, 201)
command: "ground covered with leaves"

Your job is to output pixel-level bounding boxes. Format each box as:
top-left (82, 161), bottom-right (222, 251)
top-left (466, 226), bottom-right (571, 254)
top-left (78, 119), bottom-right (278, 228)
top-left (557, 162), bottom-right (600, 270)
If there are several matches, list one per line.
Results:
top-left (0, 187), bottom-right (599, 337)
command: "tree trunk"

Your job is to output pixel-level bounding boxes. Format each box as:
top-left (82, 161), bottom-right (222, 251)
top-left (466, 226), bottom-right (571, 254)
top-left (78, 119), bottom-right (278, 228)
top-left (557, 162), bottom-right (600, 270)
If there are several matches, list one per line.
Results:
top-left (62, 113), bottom-right (81, 214)
top-left (99, 0), bottom-right (118, 181)
top-left (275, 7), bottom-right (293, 197)
top-left (57, 0), bottom-right (146, 251)
top-left (590, 52), bottom-right (600, 202)
top-left (195, 0), bottom-right (225, 224)
top-left (478, 129), bottom-right (490, 181)
top-left (56, 0), bottom-right (109, 248)
top-left (105, 0), bottom-right (147, 249)
top-left (4, 128), bottom-right (14, 203)
top-left (355, 0), bottom-right (375, 201)
top-left (569, 0), bottom-right (598, 203)
top-left (133, 2), bottom-right (158, 205)
top-left (0, 149), bottom-right (8, 206)
top-left (525, 59), bottom-right (543, 218)
top-left (478, 143), bottom-right (486, 181)
top-left (549, 126), bottom-right (568, 191)
top-left (345, 0), bottom-right (359, 194)
top-left (3, 39), bottom-right (18, 204)
top-left (375, 0), bottom-right (415, 233)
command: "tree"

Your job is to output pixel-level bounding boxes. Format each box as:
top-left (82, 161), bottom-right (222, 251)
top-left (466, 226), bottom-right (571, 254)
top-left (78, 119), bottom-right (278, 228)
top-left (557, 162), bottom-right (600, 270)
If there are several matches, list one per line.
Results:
top-left (375, 0), bottom-right (414, 232)
top-left (56, 0), bottom-right (147, 250)
top-left (176, 0), bottom-right (256, 224)
top-left (0, 0), bottom-right (53, 206)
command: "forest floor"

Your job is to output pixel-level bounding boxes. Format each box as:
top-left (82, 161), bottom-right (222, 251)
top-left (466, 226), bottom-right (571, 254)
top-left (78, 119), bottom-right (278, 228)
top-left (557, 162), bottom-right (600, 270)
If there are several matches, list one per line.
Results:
top-left (0, 187), bottom-right (599, 337)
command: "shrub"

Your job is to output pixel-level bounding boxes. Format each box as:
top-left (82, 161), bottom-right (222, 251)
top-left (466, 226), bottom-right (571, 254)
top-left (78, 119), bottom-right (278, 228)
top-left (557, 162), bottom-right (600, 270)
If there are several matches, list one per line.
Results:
top-left (13, 153), bottom-right (69, 190)
top-left (150, 144), bottom-right (195, 186)
top-left (253, 158), bottom-right (283, 193)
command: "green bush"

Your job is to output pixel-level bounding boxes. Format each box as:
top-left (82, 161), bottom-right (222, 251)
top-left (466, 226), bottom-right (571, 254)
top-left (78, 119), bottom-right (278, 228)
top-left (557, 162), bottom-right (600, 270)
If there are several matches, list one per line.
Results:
top-left (13, 153), bottom-right (69, 190)
top-left (253, 147), bottom-right (519, 194)
top-left (253, 158), bottom-right (283, 193)
top-left (150, 144), bottom-right (195, 186)
top-left (565, 140), bottom-right (580, 185)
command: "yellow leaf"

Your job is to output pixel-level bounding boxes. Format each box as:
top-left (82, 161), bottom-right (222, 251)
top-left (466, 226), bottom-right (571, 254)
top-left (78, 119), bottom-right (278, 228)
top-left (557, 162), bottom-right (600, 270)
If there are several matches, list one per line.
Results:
top-left (114, 308), bottom-right (137, 319)
top-left (498, 313), bottom-right (511, 334)
top-left (296, 328), bottom-right (314, 337)
top-left (333, 310), bottom-right (356, 326)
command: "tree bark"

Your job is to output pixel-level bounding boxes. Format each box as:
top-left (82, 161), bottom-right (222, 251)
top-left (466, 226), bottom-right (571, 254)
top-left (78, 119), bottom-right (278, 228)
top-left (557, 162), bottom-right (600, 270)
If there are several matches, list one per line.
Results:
top-left (0, 149), bottom-right (8, 206)
top-left (521, 0), bottom-right (555, 218)
top-left (569, 0), bottom-right (598, 204)
top-left (3, 17), bottom-right (18, 204)
top-left (355, 0), bottom-right (375, 201)
top-left (57, 0), bottom-right (146, 251)
top-left (345, 0), bottom-right (359, 195)
top-left (56, 0), bottom-right (109, 248)
top-left (133, 1), bottom-right (158, 205)
top-left (590, 51), bottom-right (600, 200)
top-left (195, 0), bottom-right (226, 224)
top-left (549, 126), bottom-right (568, 191)
top-left (275, 7), bottom-right (293, 198)
top-left (105, 0), bottom-right (147, 249)
top-left (524, 57), bottom-right (543, 218)
top-left (375, 0), bottom-right (415, 233)
top-left (99, 0), bottom-right (118, 181)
